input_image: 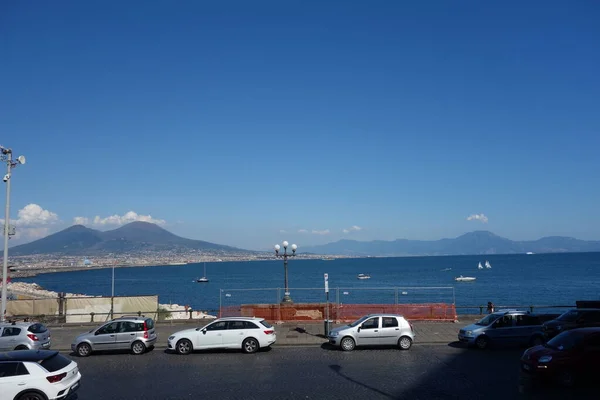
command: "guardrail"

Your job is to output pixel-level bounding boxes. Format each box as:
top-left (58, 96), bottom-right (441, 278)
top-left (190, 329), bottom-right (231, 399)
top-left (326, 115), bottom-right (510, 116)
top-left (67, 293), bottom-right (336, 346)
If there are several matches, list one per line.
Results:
top-left (6, 309), bottom-right (220, 324)
top-left (455, 305), bottom-right (574, 315)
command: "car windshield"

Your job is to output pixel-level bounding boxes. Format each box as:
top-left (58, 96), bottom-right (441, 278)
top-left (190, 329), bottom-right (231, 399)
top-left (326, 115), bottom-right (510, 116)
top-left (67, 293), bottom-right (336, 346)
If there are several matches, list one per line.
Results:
top-left (348, 316), bottom-right (369, 327)
top-left (545, 331), bottom-right (583, 351)
top-left (556, 310), bottom-right (581, 322)
top-left (475, 314), bottom-right (501, 326)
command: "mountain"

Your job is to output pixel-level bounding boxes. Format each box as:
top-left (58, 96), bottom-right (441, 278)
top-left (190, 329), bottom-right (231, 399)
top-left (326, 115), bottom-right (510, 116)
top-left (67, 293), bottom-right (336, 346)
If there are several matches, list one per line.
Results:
top-left (301, 231), bottom-right (600, 256)
top-left (6, 221), bottom-right (248, 256)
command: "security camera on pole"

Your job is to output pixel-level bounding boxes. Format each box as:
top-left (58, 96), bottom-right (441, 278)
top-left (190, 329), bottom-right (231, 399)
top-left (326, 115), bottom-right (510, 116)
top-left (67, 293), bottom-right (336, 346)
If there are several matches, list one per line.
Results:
top-left (0, 146), bottom-right (26, 322)
top-left (274, 241), bottom-right (297, 304)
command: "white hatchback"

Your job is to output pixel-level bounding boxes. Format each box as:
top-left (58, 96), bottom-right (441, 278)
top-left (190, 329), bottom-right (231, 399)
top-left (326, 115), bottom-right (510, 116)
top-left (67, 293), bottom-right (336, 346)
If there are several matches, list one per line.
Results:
top-left (168, 317), bottom-right (277, 354)
top-left (0, 350), bottom-right (81, 400)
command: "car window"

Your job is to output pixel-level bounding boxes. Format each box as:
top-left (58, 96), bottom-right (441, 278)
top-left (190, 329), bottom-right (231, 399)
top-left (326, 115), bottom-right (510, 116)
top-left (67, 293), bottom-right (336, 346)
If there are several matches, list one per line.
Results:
top-left (39, 353), bottom-right (71, 373)
top-left (515, 315), bottom-right (538, 326)
top-left (1, 327), bottom-right (21, 337)
top-left (120, 321), bottom-right (138, 332)
top-left (361, 317), bottom-right (379, 330)
top-left (0, 362), bottom-right (18, 378)
top-left (97, 322), bottom-right (120, 334)
top-left (145, 318), bottom-right (155, 329)
top-left (494, 315), bottom-right (514, 328)
top-left (227, 321), bottom-right (246, 330)
top-left (475, 314), bottom-right (500, 326)
top-left (27, 323), bottom-right (47, 334)
top-left (260, 320), bottom-right (273, 329)
top-left (382, 317), bottom-right (398, 328)
top-left (205, 321), bottom-right (227, 331)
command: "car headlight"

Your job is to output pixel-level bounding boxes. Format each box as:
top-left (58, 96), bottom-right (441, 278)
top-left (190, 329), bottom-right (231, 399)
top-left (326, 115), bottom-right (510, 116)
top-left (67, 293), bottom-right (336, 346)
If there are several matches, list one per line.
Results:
top-left (465, 331), bottom-right (473, 336)
top-left (538, 355), bottom-right (552, 363)
top-left (168, 336), bottom-right (175, 340)
top-left (329, 331), bottom-right (339, 337)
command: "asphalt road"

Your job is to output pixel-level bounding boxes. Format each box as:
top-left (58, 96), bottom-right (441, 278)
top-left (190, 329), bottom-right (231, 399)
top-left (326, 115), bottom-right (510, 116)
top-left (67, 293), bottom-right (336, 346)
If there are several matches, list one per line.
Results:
top-left (66, 344), bottom-right (595, 400)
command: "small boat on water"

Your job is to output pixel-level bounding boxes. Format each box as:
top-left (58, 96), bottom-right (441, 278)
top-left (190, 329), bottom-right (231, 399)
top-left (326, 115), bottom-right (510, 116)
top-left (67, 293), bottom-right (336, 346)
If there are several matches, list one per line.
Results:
top-left (455, 275), bottom-right (476, 282)
top-left (477, 262), bottom-right (483, 270)
top-left (357, 273), bottom-right (371, 280)
top-left (321, 257), bottom-right (335, 261)
top-left (196, 263), bottom-right (209, 283)
top-left (441, 268), bottom-right (452, 271)
top-left (485, 260), bottom-right (492, 269)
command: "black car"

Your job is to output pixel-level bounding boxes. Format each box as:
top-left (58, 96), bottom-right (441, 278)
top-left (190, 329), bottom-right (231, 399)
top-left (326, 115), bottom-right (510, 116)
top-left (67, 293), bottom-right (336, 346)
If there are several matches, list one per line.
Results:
top-left (542, 308), bottom-right (600, 340)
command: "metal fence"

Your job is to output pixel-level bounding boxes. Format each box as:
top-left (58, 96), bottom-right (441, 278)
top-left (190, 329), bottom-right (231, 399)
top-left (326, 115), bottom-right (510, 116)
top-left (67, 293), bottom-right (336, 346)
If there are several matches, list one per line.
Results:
top-left (219, 286), bottom-right (457, 322)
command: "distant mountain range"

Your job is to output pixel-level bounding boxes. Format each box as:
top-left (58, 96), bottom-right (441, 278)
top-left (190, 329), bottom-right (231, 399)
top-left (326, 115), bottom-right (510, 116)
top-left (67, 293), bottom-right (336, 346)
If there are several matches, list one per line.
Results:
top-left (5, 221), bottom-right (248, 256)
top-left (301, 231), bottom-right (600, 256)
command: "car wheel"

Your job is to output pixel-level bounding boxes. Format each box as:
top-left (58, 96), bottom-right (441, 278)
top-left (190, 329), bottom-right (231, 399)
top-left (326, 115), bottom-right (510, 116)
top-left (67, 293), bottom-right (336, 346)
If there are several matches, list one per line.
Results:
top-left (475, 336), bottom-right (489, 350)
top-left (398, 336), bottom-right (412, 350)
top-left (14, 345), bottom-right (29, 350)
top-left (242, 337), bottom-right (259, 354)
top-left (557, 370), bottom-right (575, 387)
top-left (77, 342), bottom-right (92, 357)
top-left (340, 336), bottom-right (356, 351)
top-left (131, 340), bottom-right (146, 355)
top-left (530, 335), bottom-right (544, 347)
top-left (176, 339), bottom-right (193, 355)
top-left (16, 391), bottom-right (47, 400)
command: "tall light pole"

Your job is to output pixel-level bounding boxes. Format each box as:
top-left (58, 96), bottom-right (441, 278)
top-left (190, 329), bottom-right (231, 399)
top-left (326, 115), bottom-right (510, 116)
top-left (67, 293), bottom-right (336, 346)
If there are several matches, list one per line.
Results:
top-left (274, 241), bottom-right (297, 304)
top-left (1, 146), bottom-right (26, 322)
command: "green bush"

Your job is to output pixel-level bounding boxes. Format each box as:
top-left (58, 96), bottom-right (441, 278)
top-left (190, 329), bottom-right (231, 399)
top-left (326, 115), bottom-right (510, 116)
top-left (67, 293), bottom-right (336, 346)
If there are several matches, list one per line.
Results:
top-left (157, 307), bottom-right (172, 321)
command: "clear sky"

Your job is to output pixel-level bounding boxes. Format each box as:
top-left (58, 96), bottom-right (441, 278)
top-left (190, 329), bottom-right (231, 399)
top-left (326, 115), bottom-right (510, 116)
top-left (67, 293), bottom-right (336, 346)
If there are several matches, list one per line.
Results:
top-left (1, 1), bottom-right (599, 251)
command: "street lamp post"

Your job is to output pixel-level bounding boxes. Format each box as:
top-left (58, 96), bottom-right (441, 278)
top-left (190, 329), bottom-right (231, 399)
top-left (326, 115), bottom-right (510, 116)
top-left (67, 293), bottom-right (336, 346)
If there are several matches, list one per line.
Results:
top-left (1, 146), bottom-right (26, 322)
top-left (274, 241), bottom-right (297, 304)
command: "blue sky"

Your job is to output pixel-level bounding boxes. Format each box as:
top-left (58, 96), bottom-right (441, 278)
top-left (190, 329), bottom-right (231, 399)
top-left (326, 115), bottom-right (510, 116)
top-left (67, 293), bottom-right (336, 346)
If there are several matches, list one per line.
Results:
top-left (1, 1), bottom-right (599, 250)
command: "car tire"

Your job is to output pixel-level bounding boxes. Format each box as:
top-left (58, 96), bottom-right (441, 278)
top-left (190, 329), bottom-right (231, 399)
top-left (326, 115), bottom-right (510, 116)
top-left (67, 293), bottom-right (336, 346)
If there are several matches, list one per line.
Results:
top-left (242, 337), bottom-right (259, 354)
top-left (340, 336), bottom-right (356, 351)
top-left (16, 391), bottom-right (47, 400)
top-left (398, 336), bottom-right (412, 350)
top-left (176, 339), bottom-right (193, 355)
top-left (131, 340), bottom-right (146, 355)
top-left (475, 336), bottom-right (489, 350)
top-left (529, 335), bottom-right (544, 347)
top-left (77, 342), bottom-right (92, 357)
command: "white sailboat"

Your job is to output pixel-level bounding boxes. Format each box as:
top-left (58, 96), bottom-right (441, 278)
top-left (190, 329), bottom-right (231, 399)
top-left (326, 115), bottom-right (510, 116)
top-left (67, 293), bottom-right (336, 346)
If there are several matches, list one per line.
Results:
top-left (477, 262), bottom-right (483, 270)
top-left (196, 263), bottom-right (209, 283)
top-left (485, 260), bottom-right (492, 269)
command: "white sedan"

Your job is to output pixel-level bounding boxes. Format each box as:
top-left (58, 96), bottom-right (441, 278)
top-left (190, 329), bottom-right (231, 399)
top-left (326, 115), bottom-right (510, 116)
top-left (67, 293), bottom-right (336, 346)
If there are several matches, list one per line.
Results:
top-left (168, 317), bottom-right (277, 354)
top-left (0, 350), bottom-right (81, 400)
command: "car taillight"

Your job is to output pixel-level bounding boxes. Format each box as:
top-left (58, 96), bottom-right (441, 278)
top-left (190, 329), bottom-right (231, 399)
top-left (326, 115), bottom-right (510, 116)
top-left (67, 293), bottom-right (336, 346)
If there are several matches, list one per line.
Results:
top-left (27, 333), bottom-right (39, 341)
top-left (143, 321), bottom-right (149, 339)
top-left (409, 323), bottom-right (414, 332)
top-left (46, 372), bottom-right (67, 383)
top-left (264, 330), bottom-right (274, 335)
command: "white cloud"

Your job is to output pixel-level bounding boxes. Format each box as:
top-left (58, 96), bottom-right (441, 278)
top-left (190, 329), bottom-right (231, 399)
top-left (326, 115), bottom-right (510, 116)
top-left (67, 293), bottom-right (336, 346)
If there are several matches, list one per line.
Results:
top-left (312, 229), bottom-right (330, 235)
top-left (467, 213), bottom-right (489, 223)
top-left (91, 211), bottom-right (166, 226)
top-left (73, 216), bottom-right (89, 225)
top-left (0, 204), bottom-right (59, 227)
top-left (342, 225), bottom-right (362, 234)
top-left (297, 229), bottom-right (308, 233)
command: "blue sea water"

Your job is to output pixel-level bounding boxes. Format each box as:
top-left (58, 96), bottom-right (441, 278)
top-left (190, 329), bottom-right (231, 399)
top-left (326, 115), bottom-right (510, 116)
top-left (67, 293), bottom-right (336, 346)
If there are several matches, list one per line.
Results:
top-left (14, 253), bottom-right (600, 314)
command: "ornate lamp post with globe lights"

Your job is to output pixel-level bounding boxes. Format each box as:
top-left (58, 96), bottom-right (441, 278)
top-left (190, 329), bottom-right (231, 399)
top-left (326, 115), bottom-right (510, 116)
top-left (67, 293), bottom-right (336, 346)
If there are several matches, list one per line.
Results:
top-left (274, 241), bottom-right (297, 304)
top-left (1, 145), bottom-right (26, 322)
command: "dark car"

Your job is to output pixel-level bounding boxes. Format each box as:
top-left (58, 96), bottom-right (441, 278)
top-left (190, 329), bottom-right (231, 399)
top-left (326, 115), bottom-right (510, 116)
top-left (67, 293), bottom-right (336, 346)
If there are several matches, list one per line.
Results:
top-left (521, 327), bottom-right (600, 387)
top-left (542, 308), bottom-right (600, 340)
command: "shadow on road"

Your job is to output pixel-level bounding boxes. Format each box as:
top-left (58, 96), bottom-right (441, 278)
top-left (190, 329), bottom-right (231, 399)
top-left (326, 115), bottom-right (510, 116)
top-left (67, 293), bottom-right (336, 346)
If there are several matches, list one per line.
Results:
top-left (329, 364), bottom-right (395, 399)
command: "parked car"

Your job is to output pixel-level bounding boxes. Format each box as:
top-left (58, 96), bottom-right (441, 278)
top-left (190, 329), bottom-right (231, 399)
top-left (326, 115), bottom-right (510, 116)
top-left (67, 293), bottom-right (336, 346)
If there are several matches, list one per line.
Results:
top-left (521, 327), bottom-right (600, 387)
top-left (458, 309), bottom-right (561, 349)
top-left (0, 322), bottom-right (51, 351)
top-left (167, 316), bottom-right (276, 354)
top-left (0, 349), bottom-right (81, 400)
top-left (327, 314), bottom-right (415, 351)
top-left (71, 315), bottom-right (157, 357)
top-left (542, 308), bottom-right (600, 340)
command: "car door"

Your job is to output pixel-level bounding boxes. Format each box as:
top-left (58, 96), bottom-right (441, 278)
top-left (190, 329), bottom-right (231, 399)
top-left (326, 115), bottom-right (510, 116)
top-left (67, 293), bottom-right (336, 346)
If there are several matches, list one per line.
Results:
top-left (487, 315), bottom-right (514, 345)
top-left (0, 327), bottom-right (21, 350)
top-left (512, 314), bottom-right (539, 345)
top-left (356, 317), bottom-right (381, 346)
top-left (0, 362), bottom-right (28, 400)
top-left (223, 321), bottom-right (255, 347)
top-left (116, 321), bottom-right (138, 349)
top-left (197, 321), bottom-right (226, 349)
top-left (379, 317), bottom-right (401, 345)
top-left (581, 332), bottom-right (600, 379)
top-left (90, 322), bottom-right (120, 350)
top-left (0, 327), bottom-right (7, 351)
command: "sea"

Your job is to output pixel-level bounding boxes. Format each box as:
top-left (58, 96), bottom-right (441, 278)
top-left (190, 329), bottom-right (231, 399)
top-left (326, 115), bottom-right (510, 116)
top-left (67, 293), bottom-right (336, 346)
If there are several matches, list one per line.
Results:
top-left (13, 252), bottom-right (600, 315)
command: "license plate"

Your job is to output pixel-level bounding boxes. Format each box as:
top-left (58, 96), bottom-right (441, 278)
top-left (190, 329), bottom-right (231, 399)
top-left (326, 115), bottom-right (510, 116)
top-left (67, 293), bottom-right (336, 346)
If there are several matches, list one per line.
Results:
top-left (42, 342), bottom-right (50, 348)
top-left (522, 363), bottom-right (530, 371)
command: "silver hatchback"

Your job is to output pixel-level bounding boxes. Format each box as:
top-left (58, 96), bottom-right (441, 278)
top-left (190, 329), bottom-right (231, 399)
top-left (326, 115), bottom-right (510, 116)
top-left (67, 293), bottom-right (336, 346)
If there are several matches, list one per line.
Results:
top-left (328, 314), bottom-right (415, 351)
top-left (71, 316), bottom-right (157, 357)
top-left (0, 321), bottom-right (51, 351)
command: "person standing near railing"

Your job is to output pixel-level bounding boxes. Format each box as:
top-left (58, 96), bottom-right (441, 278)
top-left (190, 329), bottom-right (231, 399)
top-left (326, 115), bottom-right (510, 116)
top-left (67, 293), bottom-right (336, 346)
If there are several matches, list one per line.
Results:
top-left (487, 301), bottom-right (495, 314)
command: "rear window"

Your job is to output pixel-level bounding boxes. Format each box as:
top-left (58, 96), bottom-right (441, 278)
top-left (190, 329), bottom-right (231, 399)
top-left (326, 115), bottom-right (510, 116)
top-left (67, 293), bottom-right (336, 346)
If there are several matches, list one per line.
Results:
top-left (39, 354), bottom-right (71, 373)
top-left (27, 323), bottom-right (47, 334)
top-left (145, 318), bottom-right (154, 329)
top-left (260, 320), bottom-right (273, 329)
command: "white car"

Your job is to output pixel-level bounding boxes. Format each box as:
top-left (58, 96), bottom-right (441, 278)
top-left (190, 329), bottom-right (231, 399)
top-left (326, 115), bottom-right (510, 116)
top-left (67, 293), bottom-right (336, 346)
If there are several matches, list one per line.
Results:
top-left (0, 350), bottom-right (81, 400)
top-left (168, 317), bottom-right (277, 354)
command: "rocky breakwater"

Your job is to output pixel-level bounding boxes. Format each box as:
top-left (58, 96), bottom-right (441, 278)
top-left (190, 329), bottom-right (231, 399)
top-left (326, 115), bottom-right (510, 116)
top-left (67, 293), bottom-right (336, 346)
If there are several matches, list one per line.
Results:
top-left (5, 281), bottom-right (216, 321)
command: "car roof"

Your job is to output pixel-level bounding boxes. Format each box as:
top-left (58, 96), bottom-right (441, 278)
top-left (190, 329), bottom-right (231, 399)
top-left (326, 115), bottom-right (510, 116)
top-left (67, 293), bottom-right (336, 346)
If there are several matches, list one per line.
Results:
top-left (216, 317), bottom-right (264, 321)
top-left (0, 321), bottom-right (37, 327)
top-left (561, 327), bottom-right (600, 335)
top-left (365, 314), bottom-right (405, 318)
top-left (0, 350), bottom-right (59, 362)
top-left (110, 316), bottom-right (152, 321)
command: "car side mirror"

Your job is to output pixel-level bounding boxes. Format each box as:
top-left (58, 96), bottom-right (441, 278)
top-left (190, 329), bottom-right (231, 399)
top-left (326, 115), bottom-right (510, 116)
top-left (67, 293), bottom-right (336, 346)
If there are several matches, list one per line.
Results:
top-left (95, 330), bottom-right (101, 335)
top-left (202, 328), bottom-right (207, 334)
top-left (357, 326), bottom-right (361, 332)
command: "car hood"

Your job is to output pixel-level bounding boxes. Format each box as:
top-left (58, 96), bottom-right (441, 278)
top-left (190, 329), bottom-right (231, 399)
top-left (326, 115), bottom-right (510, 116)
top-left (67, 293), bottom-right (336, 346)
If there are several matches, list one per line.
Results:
top-left (74, 332), bottom-right (93, 342)
top-left (524, 344), bottom-right (556, 360)
top-left (171, 328), bottom-right (200, 337)
top-left (460, 323), bottom-right (482, 332)
top-left (329, 325), bottom-right (354, 335)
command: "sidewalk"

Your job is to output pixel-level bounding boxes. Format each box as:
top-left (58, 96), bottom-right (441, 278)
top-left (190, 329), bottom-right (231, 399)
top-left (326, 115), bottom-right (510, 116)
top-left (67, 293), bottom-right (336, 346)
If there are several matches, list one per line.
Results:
top-left (44, 316), bottom-right (480, 351)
